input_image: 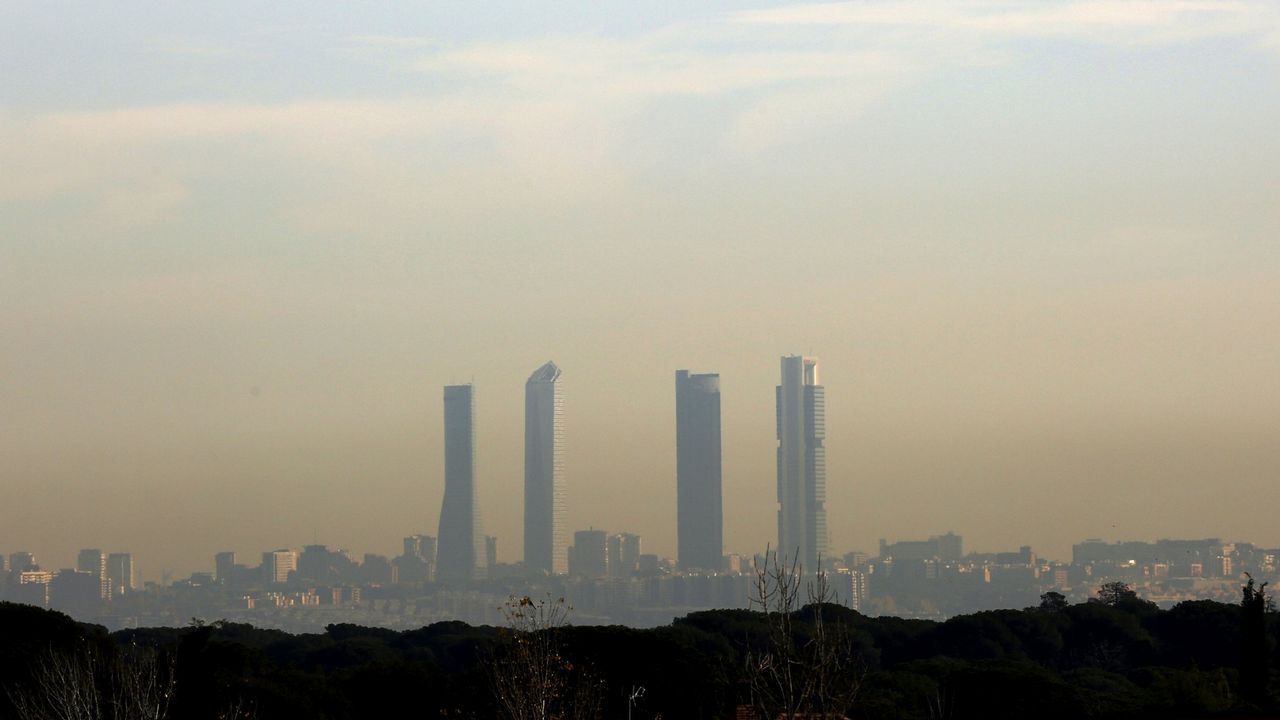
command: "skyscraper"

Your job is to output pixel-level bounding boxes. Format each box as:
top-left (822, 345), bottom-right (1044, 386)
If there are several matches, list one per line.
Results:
top-left (77, 548), bottom-right (108, 600)
top-left (676, 369), bottom-right (723, 571)
top-left (607, 532), bottom-right (642, 578)
top-left (524, 362), bottom-right (566, 576)
top-left (403, 534), bottom-right (436, 565)
top-left (262, 549), bottom-right (297, 585)
top-left (214, 551), bottom-right (236, 586)
top-left (569, 529), bottom-right (608, 578)
top-left (9, 552), bottom-right (36, 573)
top-left (437, 384), bottom-right (483, 583)
top-left (106, 553), bottom-right (135, 598)
top-left (776, 355), bottom-right (827, 572)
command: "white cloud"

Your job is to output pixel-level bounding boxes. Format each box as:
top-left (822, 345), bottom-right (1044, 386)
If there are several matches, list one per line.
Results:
top-left (37, 100), bottom-right (474, 144)
top-left (5, 0), bottom-right (1279, 217)
top-left (735, 1), bottom-right (1280, 47)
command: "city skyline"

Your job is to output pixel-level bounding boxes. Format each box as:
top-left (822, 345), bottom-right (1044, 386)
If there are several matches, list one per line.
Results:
top-left (3, 2), bottom-right (1279, 581)
top-left (6, 529), bottom-right (1276, 637)
top-left (5, 346), bottom-right (1280, 582)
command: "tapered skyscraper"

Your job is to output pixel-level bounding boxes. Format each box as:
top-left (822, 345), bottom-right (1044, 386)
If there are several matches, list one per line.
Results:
top-left (524, 362), bottom-right (566, 575)
top-left (776, 355), bottom-right (827, 571)
top-left (676, 369), bottom-right (722, 571)
top-left (437, 384), bottom-right (484, 583)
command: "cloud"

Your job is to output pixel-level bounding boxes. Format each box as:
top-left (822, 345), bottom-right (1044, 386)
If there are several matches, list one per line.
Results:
top-left (5, 0), bottom-right (1280, 218)
top-left (735, 1), bottom-right (1280, 47)
top-left (35, 100), bottom-right (474, 145)
top-left (408, 31), bottom-right (946, 155)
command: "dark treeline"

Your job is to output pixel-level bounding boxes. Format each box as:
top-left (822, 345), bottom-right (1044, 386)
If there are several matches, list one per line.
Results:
top-left (1, 584), bottom-right (1277, 719)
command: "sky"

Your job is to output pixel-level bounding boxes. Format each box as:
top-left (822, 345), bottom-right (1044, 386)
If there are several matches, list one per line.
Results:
top-left (2, 1), bottom-right (1279, 580)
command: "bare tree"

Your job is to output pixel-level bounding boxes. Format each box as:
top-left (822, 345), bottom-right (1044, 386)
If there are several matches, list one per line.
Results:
top-left (8, 642), bottom-right (176, 720)
top-left (215, 696), bottom-right (256, 720)
top-left (8, 643), bottom-right (105, 720)
top-left (491, 595), bottom-right (602, 720)
top-left (746, 547), bottom-right (863, 720)
top-left (110, 644), bottom-right (176, 720)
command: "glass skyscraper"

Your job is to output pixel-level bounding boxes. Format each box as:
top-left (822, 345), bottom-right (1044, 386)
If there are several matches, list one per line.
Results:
top-left (437, 384), bottom-right (483, 582)
top-left (676, 369), bottom-right (723, 571)
top-left (524, 362), bottom-right (566, 575)
top-left (776, 355), bottom-right (827, 572)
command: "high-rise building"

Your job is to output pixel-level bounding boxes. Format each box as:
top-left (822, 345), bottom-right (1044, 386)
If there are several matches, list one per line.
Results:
top-left (9, 552), bottom-right (37, 573)
top-left (106, 553), bottom-right (135, 597)
top-left (361, 554), bottom-right (394, 585)
top-left (14, 570), bottom-right (53, 607)
top-left (51, 570), bottom-right (102, 616)
top-left (485, 535), bottom-right (498, 571)
top-left (437, 384), bottom-right (483, 583)
top-left (569, 529), bottom-right (608, 578)
top-left (403, 534), bottom-right (436, 563)
top-left (937, 532), bottom-right (964, 561)
top-left (262, 549), bottom-right (298, 585)
top-left (776, 355), bottom-right (827, 572)
top-left (77, 548), bottom-right (108, 600)
top-left (524, 362), bottom-right (566, 576)
top-left (397, 534), bottom-right (435, 583)
top-left (215, 551), bottom-right (236, 585)
top-left (676, 369), bottom-right (722, 571)
top-left (607, 533), bottom-right (642, 578)
top-left (299, 545), bottom-right (342, 584)
top-left (835, 569), bottom-right (867, 612)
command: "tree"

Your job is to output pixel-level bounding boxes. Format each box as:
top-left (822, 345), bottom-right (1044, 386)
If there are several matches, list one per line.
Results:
top-left (1095, 582), bottom-right (1138, 607)
top-left (1038, 592), bottom-right (1070, 613)
top-left (7, 641), bottom-right (175, 720)
top-left (490, 596), bottom-right (602, 720)
top-left (745, 548), bottom-right (863, 719)
top-left (7, 644), bottom-right (104, 720)
top-left (1239, 573), bottom-right (1272, 706)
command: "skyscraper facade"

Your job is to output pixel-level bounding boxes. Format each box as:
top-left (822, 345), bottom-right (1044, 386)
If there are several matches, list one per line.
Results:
top-left (569, 529), bottom-right (608, 578)
top-left (607, 532), bottom-right (642, 578)
top-left (76, 548), bottom-right (108, 600)
top-left (437, 384), bottom-right (484, 583)
top-left (676, 369), bottom-right (723, 571)
top-left (214, 551), bottom-right (235, 586)
top-left (524, 362), bottom-right (566, 575)
top-left (8, 552), bottom-right (37, 573)
top-left (106, 552), bottom-right (135, 597)
top-left (261, 549), bottom-right (297, 585)
top-left (776, 355), bottom-right (827, 572)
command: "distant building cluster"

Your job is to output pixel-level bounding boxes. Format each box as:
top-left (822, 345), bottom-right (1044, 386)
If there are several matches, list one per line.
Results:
top-left (4, 355), bottom-right (1277, 630)
top-left (1, 549), bottom-right (134, 618)
top-left (3, 533), bottom-right (1277, 631)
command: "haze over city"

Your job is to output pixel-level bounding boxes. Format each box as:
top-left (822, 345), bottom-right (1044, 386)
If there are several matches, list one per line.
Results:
top-left (3, 1), bottom-right (1280, 582)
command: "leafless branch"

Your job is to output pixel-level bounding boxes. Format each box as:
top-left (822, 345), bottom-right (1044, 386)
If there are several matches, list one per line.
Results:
top-left (7, 642), bottom-right (177, 720)
top-left (491, 595), bottom-right (602, 720)
top-left (746, 547), bottom-right (864, 720)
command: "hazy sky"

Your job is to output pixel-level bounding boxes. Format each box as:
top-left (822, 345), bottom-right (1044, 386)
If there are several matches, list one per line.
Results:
top-left (3, 1), bottom-right (1279, 580)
